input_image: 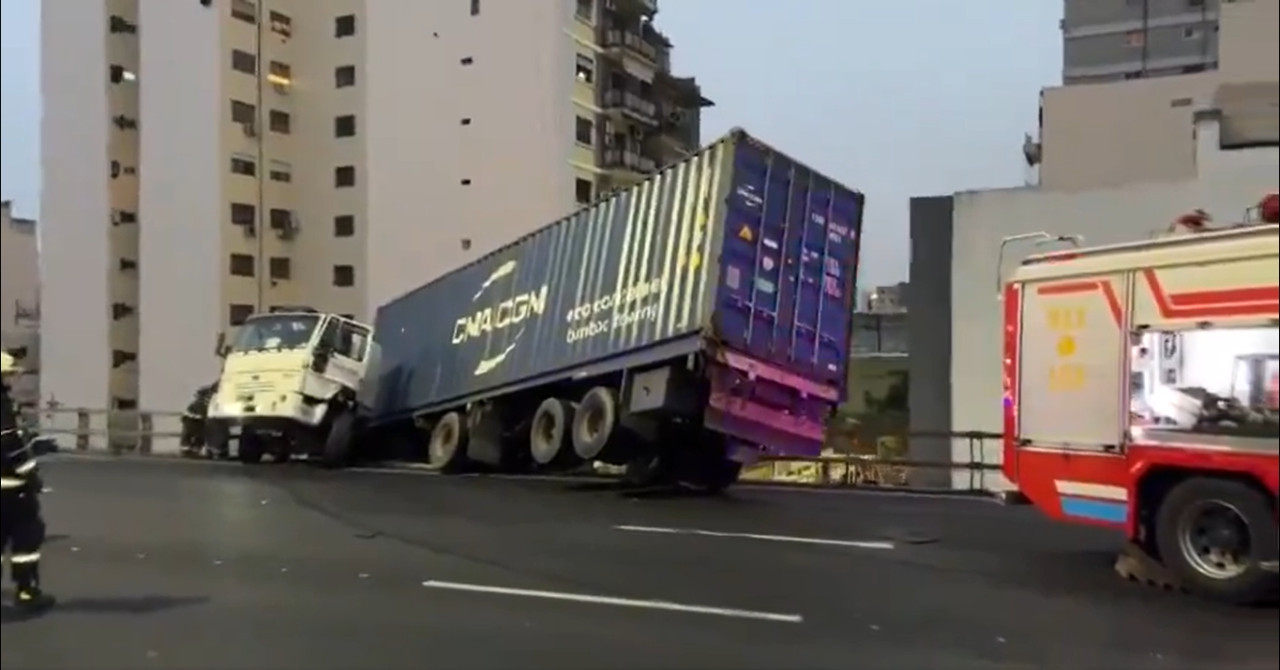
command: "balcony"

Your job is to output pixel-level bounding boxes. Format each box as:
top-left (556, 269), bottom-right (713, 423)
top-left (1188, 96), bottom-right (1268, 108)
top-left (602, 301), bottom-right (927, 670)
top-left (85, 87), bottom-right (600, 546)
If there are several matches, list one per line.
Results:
top-left (601, 148), bottom-right (657, 175)
top-left (600, 29), bottom-right (659, 64)
top-left (602, 89), bottom-right (657, 125)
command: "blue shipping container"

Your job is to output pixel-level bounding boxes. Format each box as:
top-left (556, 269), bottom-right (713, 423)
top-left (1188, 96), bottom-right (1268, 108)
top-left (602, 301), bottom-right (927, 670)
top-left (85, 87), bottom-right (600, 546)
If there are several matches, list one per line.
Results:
top-left (372, 129), bottom-right (864, 454)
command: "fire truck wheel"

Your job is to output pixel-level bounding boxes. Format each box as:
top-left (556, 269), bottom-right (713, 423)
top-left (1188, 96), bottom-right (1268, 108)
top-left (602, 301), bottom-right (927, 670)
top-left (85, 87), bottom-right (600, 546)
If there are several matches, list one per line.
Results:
top-left (1155, 477), bottom-right (1279, 605)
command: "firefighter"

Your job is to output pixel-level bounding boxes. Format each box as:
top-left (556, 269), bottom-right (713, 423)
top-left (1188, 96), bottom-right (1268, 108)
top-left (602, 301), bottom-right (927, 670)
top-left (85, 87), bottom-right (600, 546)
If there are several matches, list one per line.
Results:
top-left (1, 351), bottom-right (56, 612)
top-left (180, 381), bottom-right (220, 458)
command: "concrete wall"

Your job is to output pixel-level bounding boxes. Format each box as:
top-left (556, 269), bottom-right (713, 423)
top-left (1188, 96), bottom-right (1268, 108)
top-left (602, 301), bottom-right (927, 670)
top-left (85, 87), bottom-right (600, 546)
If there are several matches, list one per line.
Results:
top-left (40, 2), bottom-right (112, 412)
top-left (948, 122), bottom-right (1277, 491)
top-left (906, 195), bottom-right (954, 488)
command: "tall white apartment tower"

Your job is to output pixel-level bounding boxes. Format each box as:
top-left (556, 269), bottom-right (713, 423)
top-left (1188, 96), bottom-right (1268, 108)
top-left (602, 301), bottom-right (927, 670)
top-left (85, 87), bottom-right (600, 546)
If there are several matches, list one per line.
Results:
top-left (40, 0), bottom-right (710, 420)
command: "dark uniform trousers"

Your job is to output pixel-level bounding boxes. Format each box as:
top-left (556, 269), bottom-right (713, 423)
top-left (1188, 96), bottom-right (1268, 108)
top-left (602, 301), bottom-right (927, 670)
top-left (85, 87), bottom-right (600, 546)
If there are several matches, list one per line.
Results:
top-left (2, 383), bottom-right (45, 592)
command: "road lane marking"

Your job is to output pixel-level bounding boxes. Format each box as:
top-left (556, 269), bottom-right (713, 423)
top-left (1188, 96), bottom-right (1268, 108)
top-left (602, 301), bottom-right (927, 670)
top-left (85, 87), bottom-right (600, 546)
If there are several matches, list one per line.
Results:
top-left (614, 525), bottom-right (895, 550)
top-left (421, 580), bottom-right (803, 623)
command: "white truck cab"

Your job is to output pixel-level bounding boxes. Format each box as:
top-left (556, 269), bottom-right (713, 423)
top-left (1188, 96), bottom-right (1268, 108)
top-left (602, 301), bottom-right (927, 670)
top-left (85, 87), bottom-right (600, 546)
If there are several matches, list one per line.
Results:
top-left (206, 309), bottom-right (380, 467)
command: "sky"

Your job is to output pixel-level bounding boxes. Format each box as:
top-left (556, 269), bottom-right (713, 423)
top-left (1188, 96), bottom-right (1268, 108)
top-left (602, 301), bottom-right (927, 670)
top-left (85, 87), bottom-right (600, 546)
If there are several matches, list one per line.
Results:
top-left (0, 0), bottom-right (1062, 287)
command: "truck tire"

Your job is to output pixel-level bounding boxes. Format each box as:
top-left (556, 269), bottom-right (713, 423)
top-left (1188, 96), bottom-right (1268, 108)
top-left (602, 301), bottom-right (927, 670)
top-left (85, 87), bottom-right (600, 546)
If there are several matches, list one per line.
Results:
top-left (428, 411), bottom-right (469, 473)
top-left (1155, 476), bottom-right (1279, 605)
top-left (320, 410), bottom-right (355, 469)
top-left (622, 451), bottom-right (675, 487)
top-left (238, 430), bottom-right (265, 464)
top-left (572, 386), bottom-right (619, 461)
top-left (529, 398), bottom-right (578, 468)
top-left (204, 420), bottom-right (230, 460)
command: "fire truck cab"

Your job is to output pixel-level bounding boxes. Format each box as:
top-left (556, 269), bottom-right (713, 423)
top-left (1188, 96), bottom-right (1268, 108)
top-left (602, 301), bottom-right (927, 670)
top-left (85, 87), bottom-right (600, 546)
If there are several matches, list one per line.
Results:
top-left (1001, 211), bottom-right (1278, 605)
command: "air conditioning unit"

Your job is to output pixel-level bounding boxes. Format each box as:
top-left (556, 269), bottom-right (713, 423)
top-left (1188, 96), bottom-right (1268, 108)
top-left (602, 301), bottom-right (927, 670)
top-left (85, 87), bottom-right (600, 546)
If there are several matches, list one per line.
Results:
top-left (242, 120), bottom-right (258, 137)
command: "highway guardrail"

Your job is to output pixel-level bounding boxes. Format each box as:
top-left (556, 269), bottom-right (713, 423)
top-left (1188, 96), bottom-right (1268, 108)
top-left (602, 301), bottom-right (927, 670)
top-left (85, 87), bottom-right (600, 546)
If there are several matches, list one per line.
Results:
top-left (29, 406), bottom-right (1010, 495)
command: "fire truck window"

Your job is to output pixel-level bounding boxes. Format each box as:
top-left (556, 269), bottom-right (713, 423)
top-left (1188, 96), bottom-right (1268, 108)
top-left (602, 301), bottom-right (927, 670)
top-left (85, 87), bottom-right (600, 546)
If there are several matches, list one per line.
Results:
top-left (1130, 325), bottom-right (1279, 441)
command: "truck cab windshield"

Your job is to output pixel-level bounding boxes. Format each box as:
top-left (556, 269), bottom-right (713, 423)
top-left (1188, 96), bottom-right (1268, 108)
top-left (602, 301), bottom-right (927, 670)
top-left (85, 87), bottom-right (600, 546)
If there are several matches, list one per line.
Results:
top-left (231, 314), bottom-right (320, 352)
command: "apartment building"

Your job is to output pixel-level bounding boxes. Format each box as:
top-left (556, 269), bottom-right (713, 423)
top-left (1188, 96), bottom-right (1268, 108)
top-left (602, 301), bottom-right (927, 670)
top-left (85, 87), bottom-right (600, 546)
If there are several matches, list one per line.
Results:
top-left (1062, 0), bottom-right (1224, 84)
top-left (40, 0), bottom-right (709, 416)
top-left (0, 201), bottom-right (40, 412)
top-left (1034, 0), bottom-right (1277, 191)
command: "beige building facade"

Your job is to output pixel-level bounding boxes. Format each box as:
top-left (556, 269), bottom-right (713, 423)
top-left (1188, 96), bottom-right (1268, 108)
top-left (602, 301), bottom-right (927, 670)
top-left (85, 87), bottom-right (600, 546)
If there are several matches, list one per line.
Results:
top-left (0, 201), bottom-right (41, 412)
top-left (40, 0), bottom-right (708, 413)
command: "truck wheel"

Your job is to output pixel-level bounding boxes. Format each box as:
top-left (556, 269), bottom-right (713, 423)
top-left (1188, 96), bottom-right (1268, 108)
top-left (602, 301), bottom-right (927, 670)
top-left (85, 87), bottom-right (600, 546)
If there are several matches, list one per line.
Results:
top-left (1155, 477), bottom-right (1279, 605)
top-left (204, 421), bottom-right (230, 460)
top-left (688, 459), bottom-right (743, 494)
top-left (622, 451), bottom-right (674, 487)
top-left (529, 398), bottom-right (578, 468)
top-left (238, 430), bottom-right (265, 464)
top-left (428, 411), bottom-right (469, 473)
top-left (320, 411), bottom-right (356, 469)
top-left (572, 386), bottom-right (619, 461)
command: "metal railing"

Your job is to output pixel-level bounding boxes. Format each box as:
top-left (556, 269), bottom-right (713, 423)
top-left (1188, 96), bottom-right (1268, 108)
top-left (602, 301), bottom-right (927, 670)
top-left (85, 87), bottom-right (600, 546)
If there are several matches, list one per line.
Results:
top-left (29, 405), bottom-right (1007, 494)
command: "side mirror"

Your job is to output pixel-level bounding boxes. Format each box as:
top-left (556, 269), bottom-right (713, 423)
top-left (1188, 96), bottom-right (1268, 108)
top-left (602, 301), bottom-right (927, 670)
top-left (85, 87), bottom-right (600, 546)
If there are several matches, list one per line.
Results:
top-left (215, 331), bottom-right (229, 358)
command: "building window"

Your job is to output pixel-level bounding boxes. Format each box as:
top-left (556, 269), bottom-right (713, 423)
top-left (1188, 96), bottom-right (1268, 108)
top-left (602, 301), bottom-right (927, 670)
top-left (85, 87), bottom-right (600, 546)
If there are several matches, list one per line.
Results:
top-left (335, 14), bottom-right (356, 37)
top-left (332, 265), bottom-right (355, 287)
top-left (267, 61), bottom-right (292, 86)
top-left (231, 100), bottom-right (256, 124)
top-left (111, 349), bottom-right (137, 368)
top-left (118, 258), bottom-right (138, 271)
top-left (575, 54), bottom-right (594, 83)
top-left (333, 214), bottom-right (355, 237)
top-left (334, 114), bottom-right (357, 138)
top-left (460, 57), bottom-right (474, 66)
top-left (269, 160), bottom-right (292, 182)
top-left (230, 0), bottom-right (257, 24)
top-left (575, 178), bottom-right (593, 205)
top-left (230, 155), bottom-right (256, 176)
top-left (470, 0), bottom-right (481, 16)
top-left (268, 10), bottom-right (292, 38)
top-left (109, 15), bottom-right (137, 34)
top-left (229, 303), bottom-right (255, 326)
top-left (575, 0), bottom-right (593, 22)
top-left (229, 253), bottom-right (256, 277)
top-left (268, 256), bottom-right (291, 280)
top-left (109, 65), bottom-right (135, 83)
top-left (460, 118), bottom-right (472, 125)
top-left (1125, 30), bottom-right (1145, 47)
top-left (269, 110), bottom-right (291, 134)
top-left (269, 208), bottom-right (293, 230)
top-left (113, 397), bottom-right (138, 410)
top-left (575, 116), bottom-right (594, 145)
top-left (230, 203), bottom-right (257, 225)
top-left (334, 166), bottom-right (356, 188)
top-left (335, 65), bottom-right (357, 88)
top-left (1182, 26), bottom-right (1203, 40)
top-left (231, 49), bottom-right (257, 74)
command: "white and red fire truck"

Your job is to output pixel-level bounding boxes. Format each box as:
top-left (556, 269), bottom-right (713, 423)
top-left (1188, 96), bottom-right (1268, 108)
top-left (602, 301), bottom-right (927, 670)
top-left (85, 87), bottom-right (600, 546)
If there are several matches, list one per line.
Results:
top-left (1001, 195), bottom-right (1279, 605)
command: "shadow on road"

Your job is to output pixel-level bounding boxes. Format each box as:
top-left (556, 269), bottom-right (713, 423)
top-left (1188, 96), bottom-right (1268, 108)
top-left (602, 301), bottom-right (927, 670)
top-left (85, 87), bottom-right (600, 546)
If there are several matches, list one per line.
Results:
top-left (1, 593), bottom-right (209, 624)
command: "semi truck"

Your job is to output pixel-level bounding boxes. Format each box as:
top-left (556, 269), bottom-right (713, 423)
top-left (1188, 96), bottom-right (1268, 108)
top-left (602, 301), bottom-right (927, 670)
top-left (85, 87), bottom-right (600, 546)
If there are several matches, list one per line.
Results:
top-left (1000, 199), bottom-right (1279, 604)
top-left (206, 128), bottom-right (866, 490)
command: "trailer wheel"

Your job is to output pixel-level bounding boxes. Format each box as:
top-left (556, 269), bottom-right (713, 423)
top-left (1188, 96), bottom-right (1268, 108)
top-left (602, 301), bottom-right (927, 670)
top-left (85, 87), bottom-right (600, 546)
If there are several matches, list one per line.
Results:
top-left (1155, 477), bottom-right (1279, 605)
top-left (428, 411), bottom-right (469, 473)
top-left (572, 387), bottom-right (619, 461)
top-left (529, 398), bottom-right (578, 468)
top-left (320, 410), bottom-right (356, 469)
top-left (238, 430), bottom-right (266, 465)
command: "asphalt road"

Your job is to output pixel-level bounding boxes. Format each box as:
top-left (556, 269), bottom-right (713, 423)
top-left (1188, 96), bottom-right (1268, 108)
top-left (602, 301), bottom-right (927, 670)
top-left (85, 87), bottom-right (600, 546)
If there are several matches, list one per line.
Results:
top-left (2, 457), bottom-right (1276, 670)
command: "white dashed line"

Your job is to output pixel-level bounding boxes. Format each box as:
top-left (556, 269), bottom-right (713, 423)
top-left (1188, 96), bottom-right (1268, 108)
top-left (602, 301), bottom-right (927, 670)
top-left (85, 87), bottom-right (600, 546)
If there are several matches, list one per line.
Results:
top-left (614, 525), bottom-right (895, 550)
top-left (421, 580), bottom-right (804, 623)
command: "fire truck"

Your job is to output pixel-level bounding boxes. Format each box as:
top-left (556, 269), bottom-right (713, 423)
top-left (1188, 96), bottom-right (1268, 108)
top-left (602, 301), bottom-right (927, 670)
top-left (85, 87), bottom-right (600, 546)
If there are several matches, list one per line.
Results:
top-left (1000, 195), bottom-right (1279, 605)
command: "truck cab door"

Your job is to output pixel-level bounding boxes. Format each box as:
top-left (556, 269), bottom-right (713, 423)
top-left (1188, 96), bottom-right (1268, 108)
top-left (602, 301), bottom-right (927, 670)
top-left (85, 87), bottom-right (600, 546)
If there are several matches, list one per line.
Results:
top-left (314, 318), bottom-right (370, 392)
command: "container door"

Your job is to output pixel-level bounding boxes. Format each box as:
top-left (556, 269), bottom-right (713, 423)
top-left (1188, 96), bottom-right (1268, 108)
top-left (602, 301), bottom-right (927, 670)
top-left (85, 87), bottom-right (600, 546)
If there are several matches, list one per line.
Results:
top-left (715, 141), bottom-right (864, 386)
